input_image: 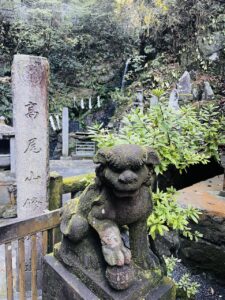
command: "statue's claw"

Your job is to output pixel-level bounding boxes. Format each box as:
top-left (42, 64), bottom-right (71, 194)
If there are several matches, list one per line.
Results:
top-left (102, 244), bottom-right (131, 267)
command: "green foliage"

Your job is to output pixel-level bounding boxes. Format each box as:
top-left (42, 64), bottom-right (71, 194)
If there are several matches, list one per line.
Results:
top-left (164, 256), bottom-right (181, 277)
top-left (90, 102), bottom-right (225, 174)
top-left (198, 103), bottom-right (225, 161)
top-left (0, 83), bottom-right (12, 121)
top-left (177, 274), bottom-right (201, 299)
top-left (0, 0), bottom-right (136, 119)
top-left (147, 188), bottom-right (202, 240)
top-left (164, 256), bottom-right (200, 299)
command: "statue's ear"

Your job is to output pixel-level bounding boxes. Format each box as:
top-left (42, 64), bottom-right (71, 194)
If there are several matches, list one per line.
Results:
top-left (93, 148), bottom-right (107, 165)
top-left (144, 147), bottom-right (160, 166)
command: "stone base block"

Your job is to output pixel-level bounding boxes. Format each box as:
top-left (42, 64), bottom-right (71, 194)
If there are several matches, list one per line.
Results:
top-left (60, 156), bottom-right (72, 160)
top-left (43, 255), bottom-right (176, 300)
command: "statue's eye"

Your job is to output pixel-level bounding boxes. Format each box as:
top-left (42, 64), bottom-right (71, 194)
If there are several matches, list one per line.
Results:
top-left (109, 165), bottom-right (122, 173)
top-left (131, 165), bottom-right (141, 172)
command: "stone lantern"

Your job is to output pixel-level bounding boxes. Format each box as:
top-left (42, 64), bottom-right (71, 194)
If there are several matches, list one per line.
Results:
top-left (0, 116), bottom-right (15, 171)
top-left (0, 116), bottom-right (16, 218)
top-left (134, 89), bottom-right (144, 112)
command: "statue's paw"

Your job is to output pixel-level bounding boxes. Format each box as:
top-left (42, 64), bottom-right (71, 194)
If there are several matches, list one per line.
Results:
top-left (121, 245), bottom-right (131, 265)
top-left (102, 245), bottom-right (125, 266)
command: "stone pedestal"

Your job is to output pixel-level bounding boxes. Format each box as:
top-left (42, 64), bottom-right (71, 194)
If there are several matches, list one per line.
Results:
top-left (43, 255), bottom-right (176, 300)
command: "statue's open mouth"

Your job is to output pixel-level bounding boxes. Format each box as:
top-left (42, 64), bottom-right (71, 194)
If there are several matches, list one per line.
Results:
top-left (113, 189), bottom-right (139, 198)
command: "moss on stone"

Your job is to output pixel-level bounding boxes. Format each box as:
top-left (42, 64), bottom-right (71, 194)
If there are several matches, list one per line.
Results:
top-left (63, 173), bottom-right (95, 194)
top-left (49, 172), bottom-right (63, 210)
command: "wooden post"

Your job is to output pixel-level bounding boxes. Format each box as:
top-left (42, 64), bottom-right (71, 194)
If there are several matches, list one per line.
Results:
top-left (49, 172), bottom-right (63, 211)
top-left (49, 172), bottom-right (63, 244)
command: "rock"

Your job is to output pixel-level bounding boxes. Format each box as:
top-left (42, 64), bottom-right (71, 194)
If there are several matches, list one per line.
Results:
top-left (0, 205), bottom-right (5, 218)
top-left (208, 52), bottom-right (219, 61)
top-left (168, 89), bottom-right (179, 110)
top-left (202, 81), bottom-right (214, 100)
top-left (197, 32), bottom-right (225, 57)
top-left (177, 71), bottom-right (192, 103)
top-left (192, 83), bottom-right (202, 101)
top-left (155, 231), bottom-right (180, 258)
top-left (150, 95), bottom-right (159, 107)
top-left (105, 265), bottom-right (135, 290)
top-left (180, 237), bottom-right (225, 284)
top-left (2, 205), bottom-right (17, 218)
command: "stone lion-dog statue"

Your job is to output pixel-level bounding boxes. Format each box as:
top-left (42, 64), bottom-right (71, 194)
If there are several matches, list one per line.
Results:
top-left (56, 144), bottom-right (164, 291)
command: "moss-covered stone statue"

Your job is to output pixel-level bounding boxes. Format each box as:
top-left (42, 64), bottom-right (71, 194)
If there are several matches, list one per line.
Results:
top-left (54, 144), bottom-right (176, 299)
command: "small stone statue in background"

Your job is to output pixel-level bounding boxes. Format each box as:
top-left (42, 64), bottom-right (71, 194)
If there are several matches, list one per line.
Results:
top-left (54, 144), bottom-right (175, 299)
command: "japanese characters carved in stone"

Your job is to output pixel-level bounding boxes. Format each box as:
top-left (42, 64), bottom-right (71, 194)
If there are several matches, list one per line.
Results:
top-left (57, 144), bottom-right (164, 292)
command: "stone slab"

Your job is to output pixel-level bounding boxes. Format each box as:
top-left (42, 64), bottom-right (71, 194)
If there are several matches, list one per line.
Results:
top-left (177, 175), bottom-right (225, 282)
top-left (42, 255), bottom-right (101, 300)
top-left (177, 175), bottom-right (225, 216)
top-left (12, 54), bottom-right (49, 218)
top-left (43, 255), bottom-right (176, 300)
top-left (12, 54), bottom-right (49, 292)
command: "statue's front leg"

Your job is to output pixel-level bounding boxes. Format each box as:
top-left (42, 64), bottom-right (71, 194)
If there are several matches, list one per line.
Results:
top-left (88, 212), bottom-right (131, 267)
top-left (129, 218), bottom-right (160, 270)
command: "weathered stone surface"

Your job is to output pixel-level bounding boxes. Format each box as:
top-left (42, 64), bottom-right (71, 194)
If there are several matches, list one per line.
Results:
top-left (150, 95), bottom-right (159, 107)
top-left (46, 145), bottom-right (176, 299)
top-left (180, 237), bottom-right (225, 282)
top-left (197, 32), bottom-right (225, 57)
top-left (208, 52), bottom-right (219, 61)
top-left (0, 171), bottom-right (16, 215)
top-left (192, 83), bottom-right (202, 101)
top-left (42, 255), bottom-right (99, 300)
top-left (49, 172), bottom-right (63, 210)
top-left (0, 116), bottom-right (14, 136)
top-left (43, 254), bottom-right (176, 300)
top-left (168, 89), bottom-right (179, 110)
top-left (2, 205), bottom-right (17, 218)
top-left (12, 54), bottom-right (49, 292)
top-left (177, 71), bottom-right (192, 103)
top-left (105, 265), bottom-right (135, 291)
top-left (12, 54), bottom-right (49, 218)
top-left (154, 231), bottom-right (180, 258)
top-left (202, 81), bottom-right (214, 100)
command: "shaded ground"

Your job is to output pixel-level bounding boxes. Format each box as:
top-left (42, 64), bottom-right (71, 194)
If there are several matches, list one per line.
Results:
top-left (173, 262), bottom-right (225, 300)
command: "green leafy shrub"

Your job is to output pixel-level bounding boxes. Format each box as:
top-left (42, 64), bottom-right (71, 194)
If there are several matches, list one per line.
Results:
top-left (177, 274), bottom-right (201, 300)
top-left (89, 100), bottom-right (225, 240)
top-left (0, 83), bottom-right (12, 121)
top-left (148, 188), bottom-right (202, 240)
top-left (90, 103), bottom-right (225, 174)
top-left (164, 256), bottom-right (201, 299)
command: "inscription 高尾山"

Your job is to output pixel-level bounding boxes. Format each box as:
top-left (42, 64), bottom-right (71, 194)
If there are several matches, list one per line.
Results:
top-left (23, 197), bottom-right (43, 209)
top-left (25, 101), bottom-right (39, 119)
top-left (25, 171), bottom-right (41, 182)
top-left (24, 138), bottom-right (42, 154)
